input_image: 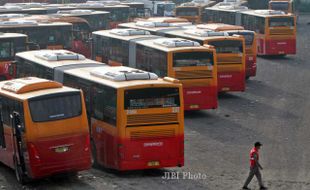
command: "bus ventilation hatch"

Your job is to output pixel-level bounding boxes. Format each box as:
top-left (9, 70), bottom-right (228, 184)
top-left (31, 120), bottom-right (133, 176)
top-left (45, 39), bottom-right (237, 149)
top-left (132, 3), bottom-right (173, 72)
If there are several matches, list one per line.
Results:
top-left (90, 67), bottom-right (158, 81)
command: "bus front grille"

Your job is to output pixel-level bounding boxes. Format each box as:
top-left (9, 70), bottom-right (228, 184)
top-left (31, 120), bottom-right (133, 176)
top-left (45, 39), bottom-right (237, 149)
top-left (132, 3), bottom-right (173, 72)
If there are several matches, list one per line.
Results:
top-left (175, 70), bottom-right (212, 79)
top-left (269, 29), bottom-right (294, 35)
top-left (127, 113), bottom-right (178, 125)
top-left (130, 129), bottom-right (176, 140)
top-left (217, 56), bottom-right (242, 65)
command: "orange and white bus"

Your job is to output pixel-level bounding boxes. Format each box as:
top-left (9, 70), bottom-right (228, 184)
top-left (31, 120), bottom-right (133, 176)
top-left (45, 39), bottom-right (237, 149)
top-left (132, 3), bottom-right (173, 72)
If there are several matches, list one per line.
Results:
top-left (163, 29), bottom-right (245, 92)
top-left (196, 23), bottom-right (257, 79)
top-left (204, 6), bottom-right (297, 55)
top-left (92, 29), bottom-right (218, 110)
top-left (0, 19), bottom-right (73, 50)
top-left (175, 0), bottom-right (217, 23)
top-left (269, 0), bottom-right (295, 14)
top-left (241, 9), bottom-right (296, 56)
top-left (0, 77), bottom-right (91, 183)
top-left (0, 33), bottom-right (27, 80)
top-left (6, 14), bottom-right (92, 57)
top-left (14, 49), bottom-right (185, 171)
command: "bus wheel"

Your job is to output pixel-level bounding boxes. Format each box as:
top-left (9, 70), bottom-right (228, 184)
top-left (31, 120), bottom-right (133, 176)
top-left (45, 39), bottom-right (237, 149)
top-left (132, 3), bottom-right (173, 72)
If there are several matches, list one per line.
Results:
top-left (0, 76), bottom-right (7, 81)
top-left (14, 159), bottom-right (27, 184)
top-left (91, 141), bottom-right (99, 168)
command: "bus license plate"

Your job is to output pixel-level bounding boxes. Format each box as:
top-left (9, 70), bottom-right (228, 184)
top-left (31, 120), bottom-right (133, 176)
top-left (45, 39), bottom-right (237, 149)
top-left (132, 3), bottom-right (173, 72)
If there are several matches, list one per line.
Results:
top-left (222, 87), bottom-right (230, 91)
top-left (55, 146), bottom-right (69, 153)
top-left (190, 104), bottom-right (199, 109)
top-left (147, 161), bottom-right (160, 167)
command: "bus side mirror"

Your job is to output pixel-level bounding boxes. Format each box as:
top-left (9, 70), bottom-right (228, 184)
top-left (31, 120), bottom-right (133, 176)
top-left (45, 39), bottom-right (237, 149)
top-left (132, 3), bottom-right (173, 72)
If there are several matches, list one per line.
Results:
top-left (26, 42), bottom-right (40, 50)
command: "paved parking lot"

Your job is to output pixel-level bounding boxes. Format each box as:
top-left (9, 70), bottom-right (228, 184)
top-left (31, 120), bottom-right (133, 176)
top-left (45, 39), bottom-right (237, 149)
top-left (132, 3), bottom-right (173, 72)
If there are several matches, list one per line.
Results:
top-left (0, 14), bottom-right (310, 190)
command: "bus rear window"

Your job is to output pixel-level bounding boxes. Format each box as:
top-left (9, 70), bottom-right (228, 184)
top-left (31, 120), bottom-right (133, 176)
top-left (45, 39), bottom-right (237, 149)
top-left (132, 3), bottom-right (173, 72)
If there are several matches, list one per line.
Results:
top-left (228, 32), bottom-right (254, 46)
top-left (173, 51), bottom-right (214, 67)
top-left (124, 88), bottom-right (180, 109)
top-left (269, 17), bottom-right (294, 27)
top-left (176, 8), bottom-right (199, 16)
top-left (0, 41), bottom-right (14, 60)
top-left (208, 40), bottom-right (243, 53)
top-left (29, 92), bottom-right (82, 122)
top-left (270, 2), bottom-right (289, 11)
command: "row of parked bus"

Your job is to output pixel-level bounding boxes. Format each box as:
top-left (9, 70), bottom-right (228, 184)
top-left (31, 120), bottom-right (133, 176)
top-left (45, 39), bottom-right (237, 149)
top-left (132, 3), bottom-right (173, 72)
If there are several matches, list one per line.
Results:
top-left (0, 1), bottom-right (140, 29)
top-left (173, 1), bottom-right (297, 56)
top-left (0, 49), bottom-right (185, 183)
top-left (174, 0), bottom-right (296, 24)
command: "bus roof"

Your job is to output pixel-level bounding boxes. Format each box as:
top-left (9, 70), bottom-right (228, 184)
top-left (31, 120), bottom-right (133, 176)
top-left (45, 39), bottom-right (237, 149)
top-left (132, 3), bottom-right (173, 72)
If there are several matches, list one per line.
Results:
top-left (241, 9), bottom-right (294, 18)
top-left (7, 14), bottom-right (89, 24)
top-left (225, 29), bottom-right (255, 34)
top-left (0, 20), bottom-right (72, 28)
top-left (146, 17), bottom-right (189, 23)
top-left (92, 29), bottom-right (157, 41)
top-left (64, 65), bottom-right (180, 89)
top-left (206, 5), bottom-right (249, 12)
top-left (178, 1), bottom-right (216, 8)
top-left (0, 32), bottom-right (27, 39)
top-left (16, 50), bottom-right (101, 69)
top-left (74, 3), bottom-right (129, 9)
top-left (118, 22), bottom-right (190, 33)
top-left (163, 29), bottom-right (244, 42)
top-left (269, 0), bottom-right (293, 2)
top-left (196, 23), bottom-right (244, 31)
top-left (0, 77), bottom-right (79, 100)
top-left (55, 9), bottom-right (109, 16)
top-left (134, 37), bottom-right (210, 52)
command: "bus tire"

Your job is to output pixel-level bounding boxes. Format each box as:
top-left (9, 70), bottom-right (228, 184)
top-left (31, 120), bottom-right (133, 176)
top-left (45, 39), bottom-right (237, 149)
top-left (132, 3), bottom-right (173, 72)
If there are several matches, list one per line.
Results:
top-left (91, 141), bottom-right (99, 168)
top-left (14, 158), bottom-right (27, 184)
top-left (0, 76), bottom-right (7, 81)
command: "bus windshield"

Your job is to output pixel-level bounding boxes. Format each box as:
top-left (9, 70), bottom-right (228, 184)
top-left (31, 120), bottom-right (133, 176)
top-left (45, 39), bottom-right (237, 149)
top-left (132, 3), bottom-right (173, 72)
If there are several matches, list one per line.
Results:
top-left (29, 92), bottom-right (82, 122)
top-left (81, 14), bottom-right (108, 30)
top-left (173, 51), bottom-right (214, 67)
top-left (109, 8), bottom-right (129, 22)
top-left (270, 2), bottom-right (289, 11)
top-left (0, 41), bottom-right (14, 60)
top-left (165, 4), bottom-right (176, 12)
top-left (124, 88), bottom-right (180, 109)
top-left (208, 40), bottom-right (243, 53)
top-left (176, 8), bottom-right (199, 16)
top-left (228, 32), bottom-right (254, 46)
top-left (269, 17), bottom-right (294, 27)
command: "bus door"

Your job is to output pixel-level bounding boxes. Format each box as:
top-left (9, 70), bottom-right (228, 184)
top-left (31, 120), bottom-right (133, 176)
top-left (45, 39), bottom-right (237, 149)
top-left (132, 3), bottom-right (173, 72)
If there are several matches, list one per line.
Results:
top-left (91, 86), bottom-right (117, 168)
top-left (11, 111), bottom-right (26, 183)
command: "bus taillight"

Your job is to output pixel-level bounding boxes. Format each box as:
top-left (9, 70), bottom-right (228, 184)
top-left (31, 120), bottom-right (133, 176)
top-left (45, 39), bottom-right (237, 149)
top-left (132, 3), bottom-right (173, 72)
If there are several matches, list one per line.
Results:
top-left (118, 144), bottom-right (124, 160)
top-left (29, 143), bottom-right (41, 164)
top-left (84, 134), bottom-right (90, 152)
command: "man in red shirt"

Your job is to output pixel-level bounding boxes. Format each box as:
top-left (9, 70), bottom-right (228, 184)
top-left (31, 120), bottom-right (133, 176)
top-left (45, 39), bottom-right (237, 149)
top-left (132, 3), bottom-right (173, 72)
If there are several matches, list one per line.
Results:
top-left (242, 142), bottom-right (267, 190)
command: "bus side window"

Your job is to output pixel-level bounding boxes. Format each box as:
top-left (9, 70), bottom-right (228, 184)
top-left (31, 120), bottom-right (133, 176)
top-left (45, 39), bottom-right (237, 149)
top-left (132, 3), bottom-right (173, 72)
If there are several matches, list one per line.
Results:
top-left (151, 49), bottom-right (167, 77)
top-left (16, 59), bottom-right (33, 78)
top-left (93, 86), bottom-right (116, 126)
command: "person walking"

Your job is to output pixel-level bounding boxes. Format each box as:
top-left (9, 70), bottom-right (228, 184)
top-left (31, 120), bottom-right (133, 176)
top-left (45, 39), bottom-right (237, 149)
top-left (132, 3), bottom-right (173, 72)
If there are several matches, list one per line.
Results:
top-left (242, 142), bottom-right (267, 190)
